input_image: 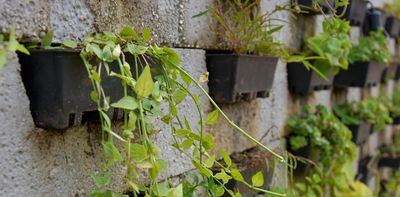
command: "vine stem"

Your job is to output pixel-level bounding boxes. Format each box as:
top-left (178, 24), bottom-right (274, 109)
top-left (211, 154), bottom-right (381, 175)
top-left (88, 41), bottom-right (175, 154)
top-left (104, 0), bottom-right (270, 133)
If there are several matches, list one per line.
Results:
top-left (174, 66), bottom-right (284, 162)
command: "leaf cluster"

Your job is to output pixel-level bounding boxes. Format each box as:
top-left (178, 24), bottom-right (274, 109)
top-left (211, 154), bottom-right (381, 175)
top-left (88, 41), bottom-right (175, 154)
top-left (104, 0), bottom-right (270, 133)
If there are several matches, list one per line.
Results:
top-left (205, 0), bottom-right (289, 56)
top-left (348, 28), bottom-right (391, 65)
top-left (0, 27), bottom-right (29, 69)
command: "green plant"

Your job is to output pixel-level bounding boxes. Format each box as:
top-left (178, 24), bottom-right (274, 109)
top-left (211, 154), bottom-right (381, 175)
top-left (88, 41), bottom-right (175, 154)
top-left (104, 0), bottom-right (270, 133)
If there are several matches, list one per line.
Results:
top-left (0, 27), bottom-right (29, 69)
top-left (333, 102), bottom-right (363, 126)
top-left (348, 28), bottom-right (391, 65)
top-left (287, 105), bottom-right (357, 196)
top-left (80, 26), bottom-right (284, 197)
top-left (358, 98), bottom-right (392, 131)
top-left (383, 0), bottom-right (400, 18)
top-left (287, 16), bottom-right (352, 78)
top-left (292, 0), bottom-right (349, 15)
top-left (200, 0), bottom-right (289, 56)
top-left (24, 30), bottom-right (77, 49)
top-left (380, 170), bottom-right (400, 197)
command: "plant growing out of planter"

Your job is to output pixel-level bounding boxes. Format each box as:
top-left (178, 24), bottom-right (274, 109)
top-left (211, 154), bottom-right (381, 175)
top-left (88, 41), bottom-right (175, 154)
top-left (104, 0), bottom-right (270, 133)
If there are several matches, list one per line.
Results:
top-left (334, 28), bottom-right (391, 87)
top-left (287, 17), bottom-right (352, 93)
top-left (382, 88), bottom-right (400, 124)
top-left (286, 105), bottom-right (357, 196)
top-left (0, 27), bottom-right (30, 69)
top-left (292, 0), bottom-right (340, 15)
top-left (358, 98), bottom-right (392, 132)
top-left (201, 0), bottom-right (288, 103)
top-left (79, 26), bottom-right (285, 197)
top-left (383, 1), bottom-right (400, 37)
top-left (333, 102), bottom-right (372, 145)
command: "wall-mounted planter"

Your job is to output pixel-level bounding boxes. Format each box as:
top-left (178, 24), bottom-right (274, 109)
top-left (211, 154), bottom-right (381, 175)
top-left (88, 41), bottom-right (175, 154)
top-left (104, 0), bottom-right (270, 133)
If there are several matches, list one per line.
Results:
top-left (363, 8), bottom-right (385, 35)
top-left (391, 113), bottom-right (400, 125)
top-left (357, 156), bottom-right (372, 184)
top-left (294, 0), bottom-right (335, 14)
top-left (337, 0), bottom-right (367, 26)
top-left (287, 62), bottom-right (334, 94)
top-left (378, 157), bottom-right (400, 169)
top-left (206, 53), bottom-right (278, 103)
top-left (334, 61), bottom-right (385, 87)
top-left (18, 49), bottom-right (125, 129)
top-left (385, 15), bottom-right (400, 37)
top-left (395, 64), bottom-right (400, 80)
top-left (347, 122), bottom-right (371, 145)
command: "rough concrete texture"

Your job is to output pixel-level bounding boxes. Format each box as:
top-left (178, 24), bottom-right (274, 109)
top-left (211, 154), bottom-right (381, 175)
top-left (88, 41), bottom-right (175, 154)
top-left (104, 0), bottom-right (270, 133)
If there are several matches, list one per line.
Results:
top-left (0, 0), bottom-right (398, 196)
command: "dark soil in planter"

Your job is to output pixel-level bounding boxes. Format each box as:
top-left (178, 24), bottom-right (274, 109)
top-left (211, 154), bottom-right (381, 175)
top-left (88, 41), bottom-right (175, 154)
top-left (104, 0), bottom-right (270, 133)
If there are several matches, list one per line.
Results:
top-left (378, 157), bottom-right (400, 169)
top-left (385, 16), bottom-right (400, 37)
top-left (363, 8), bottom-right (386, 35)
top-left (206, 53), bottom-right (278, 103)
top-left (18, 49), bottom-right (142, 129)
top-left (391, 113), bottom-right (400, 125)
top-left (334, 61), bottom-right (385, 87)
top-left (294, 0), bottom-right (335, 14)
top-left (287, 62), bottom-right (334, 94)
top-left (337, 0), bottom-right (367, 26)
top-left (347, 122), bottom-right (372, 145)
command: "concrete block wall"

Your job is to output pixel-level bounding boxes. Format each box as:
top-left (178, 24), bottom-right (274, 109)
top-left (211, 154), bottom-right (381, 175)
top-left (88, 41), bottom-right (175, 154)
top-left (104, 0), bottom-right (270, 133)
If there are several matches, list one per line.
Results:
top-left (0, 0), bottom-right (397, 196)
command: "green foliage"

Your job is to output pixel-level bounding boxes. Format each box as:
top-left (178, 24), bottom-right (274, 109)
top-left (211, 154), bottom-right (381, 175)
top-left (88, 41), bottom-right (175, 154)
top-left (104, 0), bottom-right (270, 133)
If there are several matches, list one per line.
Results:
top-left (383, 0), bottom-right (400, 18)
top-left (81, 26), bottom-right (284, 197)
top-left (0, 27), bottom-right (30, 69)
top-left (287, 105), bottom-right (357, 196)
top-left (333, 102), bottom-right (363, 125)
top-left (306, 17), bottom-right (352, 76)
top-left (380, 170), bottom-right (400, 197)
top-left (204, 0), bottom-right (289, 56)
top-left (348, 28), bottom-right (391, 65)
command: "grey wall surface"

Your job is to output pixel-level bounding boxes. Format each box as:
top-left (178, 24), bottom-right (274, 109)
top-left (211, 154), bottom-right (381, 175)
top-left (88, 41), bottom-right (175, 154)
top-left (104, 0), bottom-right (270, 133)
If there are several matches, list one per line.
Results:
top-left (0, 0), bottom-right (397, 196)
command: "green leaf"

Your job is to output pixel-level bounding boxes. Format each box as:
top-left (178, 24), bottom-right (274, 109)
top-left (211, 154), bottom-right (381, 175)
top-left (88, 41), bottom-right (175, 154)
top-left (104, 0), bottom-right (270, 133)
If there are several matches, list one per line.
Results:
top-left (214, 170), bottom-right (232, 184)
top-left (129, 143), bottom-right (148, 162)
top-left (41, 30), bottom-right (54, 48)
top-left (192, 10), bottom-right (208, 18)
top-left (251, 171), bottom-right (264, 187)
top-left (175, 128), bottom-right (191, 138)
top-left (180, 71), bottom-right (192, 86)
top-left (120, 26), bottom-right (138, 39)
top-left (135, 65), bottom-right (154, 98)
top-left (220, 150), bottom-right (232, 167)
top-left (91, 171), bottom-right (111, 188)
top-left (8, 27), bottom-right (17, 51)
top-left (111, 96), bottom-right (138, 110)
top-left (0, 50), bottom-right (7, 70)
top-left (172, 88), bottom-right (187, 104)
top-left (231, 169), bottom-right (245, 183)
top-left (127, 111), bottom-right (137, 130)
top-left (142, 27), bottom-right (151, 42)
top-left (127, 43), bottom-right (148, 55)
top-left (181, 138), bottom-right (194, 150)
top-left (62, 39), bottom-right (77, 48)
top-left (102, 141), bottom-right (123, 166)
top-left (206, 110), bottom-right (219, 125)
top-left (90, 70), bottom-right (101, 82)
top-left (16, 44), bottom-right (30, 55)
top-left (204, 155), bottom-right (215, 168)
top-left (167, 184), bottom-right (183, 197)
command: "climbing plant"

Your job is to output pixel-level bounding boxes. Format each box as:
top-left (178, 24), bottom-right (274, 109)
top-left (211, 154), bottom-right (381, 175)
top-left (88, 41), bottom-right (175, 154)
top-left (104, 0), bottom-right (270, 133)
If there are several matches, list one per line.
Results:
top-left (80, 26), bottom-right (285, 197)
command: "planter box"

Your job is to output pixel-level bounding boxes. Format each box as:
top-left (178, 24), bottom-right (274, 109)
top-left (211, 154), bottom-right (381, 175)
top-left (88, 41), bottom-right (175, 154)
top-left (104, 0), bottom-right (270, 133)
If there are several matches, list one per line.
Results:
top-left (337, 0), bottom-right (367, 26)
top-left (295, 0), bottom-right (335, 14)
top-left (395, 64), bottom-right (400, 80)
top-left (378, 157), bottom-right (400, 169)
top-left (385, 16), bottom-right (400, 37)
top-left (18, 49), bottom-right (127, 129)
top-left (206, 54), bottom-right (278, 103)
top-left (334, 61), bottom-right (385, 87)
top-left (363, 8), bottom-right (385, 35)
top-left (390, 112), bottom-right (400, 125)
top-left (348, 122), bottom-right (371, 145)
top-left (287, 62), bottom-right (334, 94)
top-left (357, 156), bottom-right (372, 184)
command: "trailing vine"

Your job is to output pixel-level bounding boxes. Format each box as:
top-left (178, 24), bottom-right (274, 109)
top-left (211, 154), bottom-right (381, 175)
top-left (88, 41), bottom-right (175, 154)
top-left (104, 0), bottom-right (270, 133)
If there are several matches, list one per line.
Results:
top-left (80, 26), bottom-right (285, 196)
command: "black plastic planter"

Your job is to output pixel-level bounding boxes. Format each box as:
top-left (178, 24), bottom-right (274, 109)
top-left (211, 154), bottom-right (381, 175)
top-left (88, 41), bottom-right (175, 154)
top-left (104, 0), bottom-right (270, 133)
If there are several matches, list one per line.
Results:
top-left (385, 16), bottom-right (400, 37)
top-left (378, 157), bottom-right (400, 169)
top-left (287, 62), bottom-right (334, 94)
top-left (391, 113), bottom-right (400, 125)
top-left (286, 141), bottom-right (313, 173)
top-left (18, 49), bottom-right (127, 129)
top-left (363, 8), bottom-right (385, 35)
top-left (295, 0), bottom-right (335, 14)
top-left (348, 122), bottom-right (371, 145)
top-left (357, 156), bottom-right (372, 184)
top-left (334, 61), bottom-right (385, 87)
top-left (395, 64), bottom-right (400, 80)
top-left (337, 0), bottom-right (367, 26)
top-left (206, 54), bottom-right (278, 103)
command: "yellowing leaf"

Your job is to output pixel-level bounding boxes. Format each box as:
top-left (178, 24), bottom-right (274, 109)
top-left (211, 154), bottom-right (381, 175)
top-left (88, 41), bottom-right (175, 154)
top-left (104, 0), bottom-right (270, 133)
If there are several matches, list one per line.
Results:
top-left (62, 39), bottom-right (77, 48)
top-left (251, 171), bottom-right (264, 187)
top-left (142, 27), bottom-right (151, 42)
top-left (135, 65), bottom-right (154, 98)
top-left (206, 110), bottom-right (219, 125)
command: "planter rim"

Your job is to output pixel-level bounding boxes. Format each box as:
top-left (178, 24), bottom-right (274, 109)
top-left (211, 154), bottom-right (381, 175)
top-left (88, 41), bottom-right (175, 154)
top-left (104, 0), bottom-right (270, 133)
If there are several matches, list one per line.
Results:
top-left (26, 48), bottom-right (81, 53)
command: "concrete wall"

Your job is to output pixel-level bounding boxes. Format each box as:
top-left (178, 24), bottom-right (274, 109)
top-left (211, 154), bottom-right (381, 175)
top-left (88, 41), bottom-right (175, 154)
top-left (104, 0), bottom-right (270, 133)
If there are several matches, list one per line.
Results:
top-left (0, 0), bottom-right (397, 196)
